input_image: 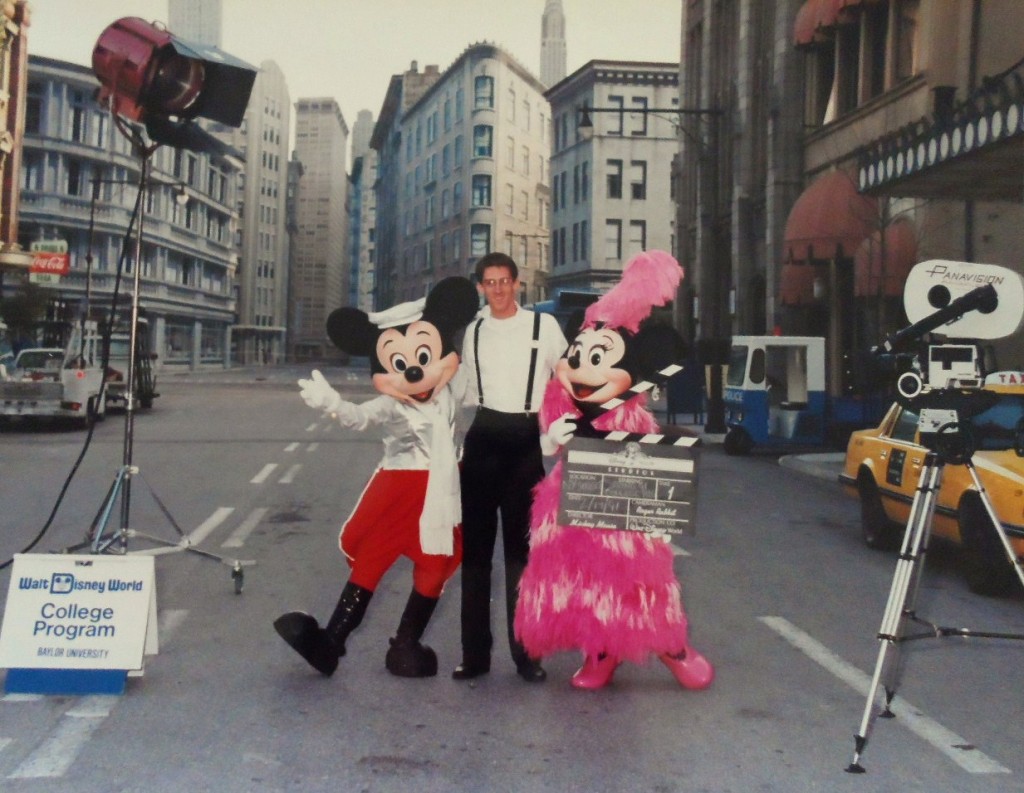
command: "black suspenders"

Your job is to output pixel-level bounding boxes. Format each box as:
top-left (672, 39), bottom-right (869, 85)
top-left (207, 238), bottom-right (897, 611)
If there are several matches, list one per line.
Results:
top-left (473, 312), bottom-right (542, 412)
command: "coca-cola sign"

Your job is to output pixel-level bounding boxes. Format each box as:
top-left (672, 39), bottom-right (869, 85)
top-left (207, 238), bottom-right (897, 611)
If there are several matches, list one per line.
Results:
top-left (30, 253), bottom-right (70, 276)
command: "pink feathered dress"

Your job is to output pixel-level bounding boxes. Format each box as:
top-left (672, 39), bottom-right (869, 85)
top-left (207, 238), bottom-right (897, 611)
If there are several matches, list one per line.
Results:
top-left (514, 378), bottom-right (691, 665)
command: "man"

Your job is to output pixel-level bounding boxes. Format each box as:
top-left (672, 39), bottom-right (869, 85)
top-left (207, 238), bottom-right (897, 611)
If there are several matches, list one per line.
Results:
top-left (455, 252), bottom-right (567, 682)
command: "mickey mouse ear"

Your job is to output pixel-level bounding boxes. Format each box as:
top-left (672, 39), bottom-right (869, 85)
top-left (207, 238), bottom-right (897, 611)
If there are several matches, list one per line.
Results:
top-left (326, 307), bottom-right (378, 355)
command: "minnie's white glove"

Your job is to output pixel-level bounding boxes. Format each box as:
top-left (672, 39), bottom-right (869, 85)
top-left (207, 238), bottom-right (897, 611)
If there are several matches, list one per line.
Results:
top-left (540, 413), bottom-right (577, 456)
top-left (298, 370), bottom-right (356, 422)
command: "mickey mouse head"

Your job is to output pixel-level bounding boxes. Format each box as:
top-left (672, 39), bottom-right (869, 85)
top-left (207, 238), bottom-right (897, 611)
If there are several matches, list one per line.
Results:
top-left (326, 277), bottom-right (478, 403)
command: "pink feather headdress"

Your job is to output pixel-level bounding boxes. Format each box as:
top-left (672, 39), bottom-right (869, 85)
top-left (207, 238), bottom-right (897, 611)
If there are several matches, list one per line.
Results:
top-left (583, 250), bottom-right (684, 334)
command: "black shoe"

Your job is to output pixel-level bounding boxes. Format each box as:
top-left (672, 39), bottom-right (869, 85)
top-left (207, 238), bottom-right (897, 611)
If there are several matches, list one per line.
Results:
top-left (516, 660), bottom-right (547, 683)
top-left (386, 638), bottom-right (439, 678)
top-left (452, 659), bottom-right (491, 680)
top-left (273, 611), bottom-right (340, 677)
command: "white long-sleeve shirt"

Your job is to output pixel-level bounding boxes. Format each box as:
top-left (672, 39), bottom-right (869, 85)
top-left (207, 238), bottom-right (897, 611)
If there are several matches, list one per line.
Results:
top-left (460, 304), bottom-right (567, 414)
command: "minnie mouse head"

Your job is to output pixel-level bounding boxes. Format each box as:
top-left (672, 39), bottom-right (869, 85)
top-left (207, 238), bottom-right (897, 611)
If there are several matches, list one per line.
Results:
top-left (326, 277), bottom-right (478, 403)
top-left (557, 251), bottom-right (687, 407)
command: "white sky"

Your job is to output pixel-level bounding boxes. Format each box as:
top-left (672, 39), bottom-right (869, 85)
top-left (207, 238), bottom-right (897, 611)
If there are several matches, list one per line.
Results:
top-left (28, 0), bottom-right (682, 132)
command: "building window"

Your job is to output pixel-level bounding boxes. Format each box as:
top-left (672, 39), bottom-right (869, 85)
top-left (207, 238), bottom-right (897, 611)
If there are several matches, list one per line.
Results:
top-left (552, 173), bottom-right (560, 211)
top-left (581, 161), bottom-right (589, 200)
top-left (521, 190), bottom-right (529, 220)
top-left (66, 160), bottom-right (82, 196)
top-left (473, 125), bottom-right (493, 157)
top-left (25, 83), bottom-right (42, 135)
top-left (628, 220), bottom-right (646, 256)
top-left (572, 222), bottom-right (579, 262)
top-left (607, 94), bottom-right (624, 135)
top-left (471, 224), bottom-right (491, 257)
top-left (474, 75), bottom-right (494, 109)
top-left (472, 174), bottom-right (492, 207)
top-left (630, 96), bottom-right (649, 136)
top-left (605, 219), bottom-right (622, 261)
top-left (454, 135), bottom-right (464, 166)
top-left (507, 87), bottom-right (516, 121)
top-left (573, 164), bottom-right (580, 204)
top-left (504, 183), bottom-right (514, 214)
top-left (607, 159), bottom-right (623, 199)
top-left (894, 0), bottom-right (919, 80)
top-left (630, 160), bottom-right (647, 200)
top-left (580, 220), bottom-right (588, 259)
top-left (453, 181), bottom-right (463, 212)
top-left (455, 86), bottom-right (465, 120)
top-left (521, 145), bottom-right (530, 175)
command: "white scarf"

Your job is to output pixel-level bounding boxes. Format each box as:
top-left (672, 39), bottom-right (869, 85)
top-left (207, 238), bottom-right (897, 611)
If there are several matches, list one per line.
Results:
top-left (418, 398), bottom-right (459, 555)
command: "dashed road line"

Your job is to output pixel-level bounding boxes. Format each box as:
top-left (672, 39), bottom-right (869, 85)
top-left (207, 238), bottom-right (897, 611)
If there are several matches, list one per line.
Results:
top-left (7, 695), bottom-right (117, 779)
top-left (305, 423), bottom-right (318, 432)
top-left (284, 442), bottom-right (300, 452)
top-left (758, 615), bottom-right (1011, 775)
top-left (671, 545), bottom-right (691, 557)
top-left (307, 442), bottom-right (319, 452)
top-left (134, 507), bottom-right (235, 557)
top-left (222, 508), bottom-right (268, 548)
top-left (250, 463), bottom-right (278, 484)
top-left (278, 464), bottom-right (302, 484)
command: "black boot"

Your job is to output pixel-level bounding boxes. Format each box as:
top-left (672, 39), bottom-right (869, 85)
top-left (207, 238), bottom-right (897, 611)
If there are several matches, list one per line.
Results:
top-left (506, 561), bottom-right (546, 683)
top-left (274, 582), bottom-right (373, 677)
top-left (385, 590), bottom-right (440, 678)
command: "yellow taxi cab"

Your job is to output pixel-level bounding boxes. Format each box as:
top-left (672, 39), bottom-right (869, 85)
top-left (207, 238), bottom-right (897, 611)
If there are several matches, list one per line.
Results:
top-left (839, 372), bottom-right (1024, 596)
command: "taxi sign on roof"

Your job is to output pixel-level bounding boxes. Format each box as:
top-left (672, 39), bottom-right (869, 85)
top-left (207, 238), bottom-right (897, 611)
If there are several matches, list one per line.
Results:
top-left (984, 371), bottom-right (1024, 386)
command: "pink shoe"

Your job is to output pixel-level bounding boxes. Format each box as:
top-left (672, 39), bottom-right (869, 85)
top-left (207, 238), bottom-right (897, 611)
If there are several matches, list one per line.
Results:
top-left (571, 653), bottom-right (619, 690)
top-left (660, 646), bottom-right (714, 690)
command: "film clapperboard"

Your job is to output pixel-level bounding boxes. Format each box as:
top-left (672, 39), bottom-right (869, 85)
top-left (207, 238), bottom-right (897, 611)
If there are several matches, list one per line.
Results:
top-left (557, 363), bottom-right (700, 539)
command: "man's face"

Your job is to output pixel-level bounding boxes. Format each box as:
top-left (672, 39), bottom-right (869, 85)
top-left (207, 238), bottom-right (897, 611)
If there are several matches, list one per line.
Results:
top-left (477, 265), bottom-right (519, 319)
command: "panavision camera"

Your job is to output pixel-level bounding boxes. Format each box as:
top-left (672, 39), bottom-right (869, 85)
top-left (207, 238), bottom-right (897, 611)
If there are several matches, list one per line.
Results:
top-left (872, 259), bottom-right (1024, 458)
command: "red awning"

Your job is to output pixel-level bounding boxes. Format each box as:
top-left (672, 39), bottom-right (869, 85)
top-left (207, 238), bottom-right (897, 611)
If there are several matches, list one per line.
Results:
top-left (779, 262), bottom-right (818, 306)
top-left (794, 0), bottom-right (873, 47)
top-left (783, 169), bottom-right (879, 262)
top-left (854, 217), bottom-right (918, 298)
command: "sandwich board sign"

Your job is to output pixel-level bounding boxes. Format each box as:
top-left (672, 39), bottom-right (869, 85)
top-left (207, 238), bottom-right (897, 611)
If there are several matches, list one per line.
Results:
top-left (0, 554), bottom-right (157, 695)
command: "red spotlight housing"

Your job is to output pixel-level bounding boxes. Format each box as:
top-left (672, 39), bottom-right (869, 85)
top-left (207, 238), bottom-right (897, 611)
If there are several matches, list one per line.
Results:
top-left (92, 17), bottom-right (256, 130)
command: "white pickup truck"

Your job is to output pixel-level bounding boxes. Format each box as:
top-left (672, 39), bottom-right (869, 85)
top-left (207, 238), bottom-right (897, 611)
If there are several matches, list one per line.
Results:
top-left (0, 321), bottom-right (106, 424)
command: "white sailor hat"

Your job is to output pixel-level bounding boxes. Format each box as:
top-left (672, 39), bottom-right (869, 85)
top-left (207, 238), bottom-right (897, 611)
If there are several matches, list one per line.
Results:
top-left (367, 297), bottom-right (426, 329)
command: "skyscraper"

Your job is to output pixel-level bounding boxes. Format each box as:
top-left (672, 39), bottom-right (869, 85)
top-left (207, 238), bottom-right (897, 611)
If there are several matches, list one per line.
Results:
top-left (540, 0), bottom-right (567, 87)
top-left (290, 99), bottom-right (349, 360)
top-left (167, 0), bottom-right (223, 46)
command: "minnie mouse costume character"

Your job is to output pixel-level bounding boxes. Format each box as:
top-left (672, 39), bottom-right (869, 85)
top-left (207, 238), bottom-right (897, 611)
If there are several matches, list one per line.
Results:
top-left (514, 251), bottom-right (714, 690)
top-left (274, 277), bottom-right (478, 678)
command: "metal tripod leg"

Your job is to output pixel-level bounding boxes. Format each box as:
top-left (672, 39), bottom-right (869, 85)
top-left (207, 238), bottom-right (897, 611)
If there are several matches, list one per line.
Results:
top-left (847, 451), bottom-right (943, 773)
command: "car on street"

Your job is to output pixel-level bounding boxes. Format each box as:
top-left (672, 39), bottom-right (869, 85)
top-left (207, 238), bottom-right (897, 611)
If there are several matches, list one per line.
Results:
top-left (839, 374), bottom-right (1024, 596)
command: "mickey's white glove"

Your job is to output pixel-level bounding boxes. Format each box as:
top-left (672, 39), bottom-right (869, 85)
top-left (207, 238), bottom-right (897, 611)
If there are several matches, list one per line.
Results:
top-left (298, 370), bottom-right (356, 422)
top-left (540, 413), bottom-right (577, 456)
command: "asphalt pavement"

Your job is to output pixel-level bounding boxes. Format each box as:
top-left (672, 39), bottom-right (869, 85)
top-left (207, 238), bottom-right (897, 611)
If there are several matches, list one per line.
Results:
top-left (164, 361), bottom-right (848, 483)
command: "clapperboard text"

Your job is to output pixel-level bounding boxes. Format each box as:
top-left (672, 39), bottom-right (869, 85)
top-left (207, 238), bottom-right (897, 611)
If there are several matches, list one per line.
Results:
top-left (558, 436), bottom-right (699, 536)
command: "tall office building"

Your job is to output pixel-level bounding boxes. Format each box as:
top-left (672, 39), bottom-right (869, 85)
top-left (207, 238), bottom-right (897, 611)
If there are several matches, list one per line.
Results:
top-left (167, 0), bottom-right (223, 46)
top-left (291, 98), bottom-right (349, 361)
top-left (214, 60), bottom-right (292, 364)
top-left (350, 110), bottom-right (378, 312)
top-left (372, 47), bottom-right (551, 307)
top-left (540, 0), bottom-right (567, 88)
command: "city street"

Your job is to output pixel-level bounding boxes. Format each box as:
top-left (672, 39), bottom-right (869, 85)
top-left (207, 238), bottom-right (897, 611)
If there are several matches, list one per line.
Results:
top-left (1, 367), bottom-right (1024, 792)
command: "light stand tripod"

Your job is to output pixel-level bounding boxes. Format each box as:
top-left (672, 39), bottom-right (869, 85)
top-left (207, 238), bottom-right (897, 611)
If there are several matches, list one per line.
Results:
top-left (66, 117), bottom-right (253, 593)
top-left (846, 418), bottom-right (1024, 773)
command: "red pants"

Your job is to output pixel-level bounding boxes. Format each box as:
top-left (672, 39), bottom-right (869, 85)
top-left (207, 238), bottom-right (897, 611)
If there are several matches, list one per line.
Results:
top-left (340, 468), bottom-right (462, 598)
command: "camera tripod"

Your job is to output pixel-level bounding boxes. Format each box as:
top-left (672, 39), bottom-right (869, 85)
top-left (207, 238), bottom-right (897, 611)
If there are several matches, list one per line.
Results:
top-left (847, 431), bottom-right (1024, 773)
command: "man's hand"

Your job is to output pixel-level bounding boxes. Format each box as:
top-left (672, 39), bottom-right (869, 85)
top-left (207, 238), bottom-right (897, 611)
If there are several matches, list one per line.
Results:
top-left (540, 413), bottom-right (577, 455)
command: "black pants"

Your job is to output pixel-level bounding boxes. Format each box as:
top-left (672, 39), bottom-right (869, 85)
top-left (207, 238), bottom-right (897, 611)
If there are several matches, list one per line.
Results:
top-left (459, 408), bottom-right (544, 666)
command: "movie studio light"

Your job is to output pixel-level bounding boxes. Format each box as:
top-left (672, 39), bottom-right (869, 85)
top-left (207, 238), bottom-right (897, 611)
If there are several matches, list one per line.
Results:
top-left (75, 17), bottom-right (256, 589)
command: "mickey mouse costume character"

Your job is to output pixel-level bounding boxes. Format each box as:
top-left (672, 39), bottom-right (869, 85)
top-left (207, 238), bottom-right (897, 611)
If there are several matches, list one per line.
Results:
top-left (514, 250), bottom-right (714, 690)
top-left (274, 277), bottom-right (478, 678)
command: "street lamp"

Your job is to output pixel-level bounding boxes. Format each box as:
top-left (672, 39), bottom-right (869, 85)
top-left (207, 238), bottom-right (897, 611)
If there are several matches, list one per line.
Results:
top-left (575, 103), bottom-right (730, 433)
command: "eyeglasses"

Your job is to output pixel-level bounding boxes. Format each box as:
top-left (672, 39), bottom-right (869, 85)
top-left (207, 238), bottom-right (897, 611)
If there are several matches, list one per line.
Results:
top-left (481, 277), bottom-right (514, 289)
